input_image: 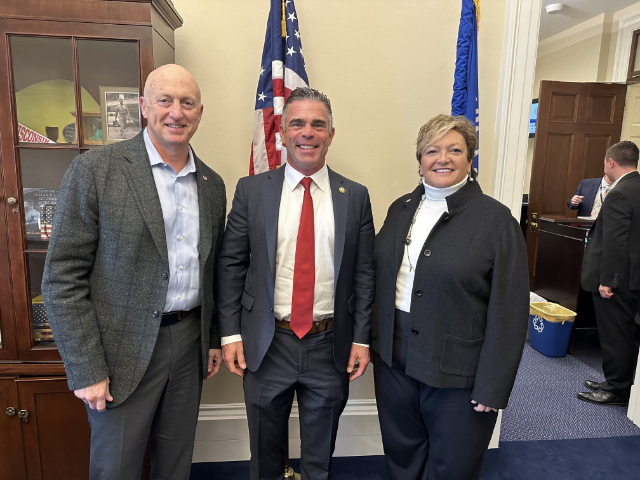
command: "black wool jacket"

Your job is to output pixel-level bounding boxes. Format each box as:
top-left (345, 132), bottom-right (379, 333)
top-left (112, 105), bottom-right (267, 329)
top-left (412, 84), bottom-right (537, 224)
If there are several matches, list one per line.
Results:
top-left (372, 180), bottom-right (529, 409)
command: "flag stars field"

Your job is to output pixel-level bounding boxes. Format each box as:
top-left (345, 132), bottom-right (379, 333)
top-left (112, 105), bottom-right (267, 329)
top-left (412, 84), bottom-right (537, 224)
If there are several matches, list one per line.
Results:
top-left (258, 92), bottom-right (267, 102)
top-left (287, 12), bottom-right (296, 22)
top-left (287, 46), bottom-right (296, 56)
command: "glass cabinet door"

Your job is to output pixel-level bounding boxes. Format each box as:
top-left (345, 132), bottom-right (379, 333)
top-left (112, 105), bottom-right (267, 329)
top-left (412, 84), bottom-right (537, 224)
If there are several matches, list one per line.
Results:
top-left (4, 33), bottom-right (140, 360)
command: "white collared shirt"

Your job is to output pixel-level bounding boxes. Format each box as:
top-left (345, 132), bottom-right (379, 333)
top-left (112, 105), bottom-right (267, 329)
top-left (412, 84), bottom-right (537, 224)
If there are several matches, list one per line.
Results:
top-left (274, 163), bottom-right (335, 321)
top-left (144, 128), bottom-right (201, 312)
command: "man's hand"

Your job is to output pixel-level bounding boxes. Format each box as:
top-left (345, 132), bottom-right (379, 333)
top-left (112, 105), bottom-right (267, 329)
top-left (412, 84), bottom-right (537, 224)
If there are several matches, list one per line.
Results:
top-left (222, 341), bottom-right (247, 377)
top-left (471, 400), bottom-right (497, 413)
top-left (347, 344), bottom-right (370, 382)
top-left (599, 285), bottom-right (614, 299)
top-left (571, 195), bottom-right (584, 206)
top-left (75, 377), bottom-right (112, 412)
top-left (206, 349), bottom-right (223, 379)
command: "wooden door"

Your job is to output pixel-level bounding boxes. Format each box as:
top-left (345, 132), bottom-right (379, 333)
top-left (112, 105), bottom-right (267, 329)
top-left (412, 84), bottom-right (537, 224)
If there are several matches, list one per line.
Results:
top-left (0, 378), bottom-right (27, 480)
top-left (16, 377), bottom-right (90, 480)
top-left (526, 81), bottom-right (627, 284)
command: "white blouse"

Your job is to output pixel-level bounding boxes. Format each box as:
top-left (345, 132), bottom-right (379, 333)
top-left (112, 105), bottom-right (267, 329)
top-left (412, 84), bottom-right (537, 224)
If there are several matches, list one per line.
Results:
top-left (395, 177), bottom-right (468, 312)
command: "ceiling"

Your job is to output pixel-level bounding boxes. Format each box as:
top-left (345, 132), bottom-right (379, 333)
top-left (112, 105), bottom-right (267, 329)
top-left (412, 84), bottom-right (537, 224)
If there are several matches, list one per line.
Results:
top-left (539, 0), bottom-right (640, 41)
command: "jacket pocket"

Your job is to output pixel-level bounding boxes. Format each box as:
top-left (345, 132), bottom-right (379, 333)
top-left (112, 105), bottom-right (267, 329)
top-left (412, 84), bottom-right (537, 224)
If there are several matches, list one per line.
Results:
top-left (241, 291), bottom-right (255, 311)
top-left (347, 293), bottom-right (355, 314)
top-left (439, 334), bottom-right (484, 377)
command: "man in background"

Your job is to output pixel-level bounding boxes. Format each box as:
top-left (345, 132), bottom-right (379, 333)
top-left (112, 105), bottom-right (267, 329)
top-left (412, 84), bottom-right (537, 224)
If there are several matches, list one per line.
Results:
top-left (42, 64), bottom-right (226, 479)
top-left (579, 141), bottom-right (640, 406)
top-left (217, 87), bottom-right (375, 480)
top-left (567, 174), bottom-right (612, 218)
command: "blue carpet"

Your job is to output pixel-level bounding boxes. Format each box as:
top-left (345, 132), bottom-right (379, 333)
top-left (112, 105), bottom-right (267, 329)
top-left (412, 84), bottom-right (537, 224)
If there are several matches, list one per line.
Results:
top-left (481, 436), bottom-right (640, 479)
top-left (190, 436), bottom-right (640, 479)
top-left (500, 342), bottom-right (640, 441)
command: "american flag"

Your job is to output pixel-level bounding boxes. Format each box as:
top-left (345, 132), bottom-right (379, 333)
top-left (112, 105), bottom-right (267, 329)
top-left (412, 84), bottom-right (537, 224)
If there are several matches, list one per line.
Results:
top-left (250, 0), bottom-right (309, 175)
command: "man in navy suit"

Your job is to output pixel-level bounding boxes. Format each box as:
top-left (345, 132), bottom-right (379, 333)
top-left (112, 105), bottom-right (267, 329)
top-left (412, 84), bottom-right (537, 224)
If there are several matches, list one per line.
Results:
top-left (567, 175), bottom-right (611, 217)
top-left (216, 87), bottom-right (375, 480)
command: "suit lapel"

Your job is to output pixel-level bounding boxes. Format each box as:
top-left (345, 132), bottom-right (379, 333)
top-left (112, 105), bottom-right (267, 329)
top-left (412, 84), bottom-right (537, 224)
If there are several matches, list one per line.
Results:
top-left (195, 154), bottom-right (213, 267)
top-left (329, 168), bottom-right (348, 293)
top-left (264, 166), bottom-right (285, 277)
top-left (395, 185), bottom-right (424, 275)
top-left (122, 133), bottom-right (169, 266)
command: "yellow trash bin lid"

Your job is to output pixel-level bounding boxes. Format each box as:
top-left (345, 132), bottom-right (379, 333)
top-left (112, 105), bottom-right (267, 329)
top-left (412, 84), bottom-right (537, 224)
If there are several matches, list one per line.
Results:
top-left (530, 302), bottom-right (577, 323)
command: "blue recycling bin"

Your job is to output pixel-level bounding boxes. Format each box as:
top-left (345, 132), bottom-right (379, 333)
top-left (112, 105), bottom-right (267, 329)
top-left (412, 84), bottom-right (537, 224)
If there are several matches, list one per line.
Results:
top-left (529, 302), bottom-right (576, 357)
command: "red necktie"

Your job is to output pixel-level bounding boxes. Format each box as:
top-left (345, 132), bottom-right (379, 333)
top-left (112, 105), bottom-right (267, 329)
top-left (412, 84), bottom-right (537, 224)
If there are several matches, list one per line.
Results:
top-left (290, 177), bottom-right (314, 338)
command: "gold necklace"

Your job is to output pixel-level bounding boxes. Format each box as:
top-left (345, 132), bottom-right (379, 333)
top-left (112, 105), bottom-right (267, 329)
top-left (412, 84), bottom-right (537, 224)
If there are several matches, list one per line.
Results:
top-left (405, 194), bottom-right (426, 272)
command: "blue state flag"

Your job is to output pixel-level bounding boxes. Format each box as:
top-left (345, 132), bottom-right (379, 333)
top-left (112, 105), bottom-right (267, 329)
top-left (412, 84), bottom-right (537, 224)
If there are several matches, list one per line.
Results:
top-left (451, 0), bottom-right (479, 171)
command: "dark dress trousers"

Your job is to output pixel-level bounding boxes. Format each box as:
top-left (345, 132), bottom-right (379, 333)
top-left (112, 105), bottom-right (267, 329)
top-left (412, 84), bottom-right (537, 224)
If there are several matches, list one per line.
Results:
top-left (42, 133), bottom-right (226, 479)
top-left (567, 177), bottom-right (602, 216)
top-left (216, 165), bottom-right (375, 480)
top-left (372, 180), bottom-right (529, 480)
top-left (581, 171), bottom-right (640, 397)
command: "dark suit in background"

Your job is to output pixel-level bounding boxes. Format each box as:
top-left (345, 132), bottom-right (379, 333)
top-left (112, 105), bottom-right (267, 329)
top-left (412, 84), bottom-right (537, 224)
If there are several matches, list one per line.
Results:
top-left (581, 171), bottom-right (640, 400)
top-left (567, 177), bottom-right (601, 216)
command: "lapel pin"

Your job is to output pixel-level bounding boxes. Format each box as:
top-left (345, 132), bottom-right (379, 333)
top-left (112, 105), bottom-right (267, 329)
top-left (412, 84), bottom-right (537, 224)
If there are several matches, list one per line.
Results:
top-left (203, 175), bottom-right (208, 181)
top-left (339, 187), bottom-right (346, 194)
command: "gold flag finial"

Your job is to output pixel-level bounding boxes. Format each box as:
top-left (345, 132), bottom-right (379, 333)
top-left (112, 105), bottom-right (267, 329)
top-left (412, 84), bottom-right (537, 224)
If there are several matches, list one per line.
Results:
top-left (282, 0), bottom-right (287, 38)
top-left (473, 0), bottom-right (480, 32)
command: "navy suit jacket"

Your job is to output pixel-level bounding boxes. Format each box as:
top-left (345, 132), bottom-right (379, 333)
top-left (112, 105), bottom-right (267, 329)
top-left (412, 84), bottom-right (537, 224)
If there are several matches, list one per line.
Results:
top-left (216, 165), bottom-right (375, 372)
top-left (567, 177), bottom-right (602, 216)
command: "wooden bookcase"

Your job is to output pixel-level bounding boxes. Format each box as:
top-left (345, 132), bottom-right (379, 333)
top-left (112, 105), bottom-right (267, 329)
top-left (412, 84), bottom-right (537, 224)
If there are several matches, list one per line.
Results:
top-left (0, 1), bottom-right (182, 478)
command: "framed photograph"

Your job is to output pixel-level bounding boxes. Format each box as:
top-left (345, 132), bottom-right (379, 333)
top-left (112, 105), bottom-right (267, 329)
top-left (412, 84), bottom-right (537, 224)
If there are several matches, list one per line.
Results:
top-left (99, 86), bottom-right (141, 145)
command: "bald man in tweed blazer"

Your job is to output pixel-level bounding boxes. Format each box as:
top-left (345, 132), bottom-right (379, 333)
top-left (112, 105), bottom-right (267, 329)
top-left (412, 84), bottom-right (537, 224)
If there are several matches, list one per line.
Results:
top-left (42, 65), bottom-right (226, 480)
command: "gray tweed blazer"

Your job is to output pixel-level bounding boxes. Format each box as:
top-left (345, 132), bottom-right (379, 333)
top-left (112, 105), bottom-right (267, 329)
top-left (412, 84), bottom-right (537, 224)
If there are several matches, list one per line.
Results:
top-left (41, 132), bottom-right (226, 407)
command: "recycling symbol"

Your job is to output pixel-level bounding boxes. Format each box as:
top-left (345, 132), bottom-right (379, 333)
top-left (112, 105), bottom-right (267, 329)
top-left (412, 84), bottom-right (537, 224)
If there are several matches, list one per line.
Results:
top-left (533, 315), bottom-right (544, 333)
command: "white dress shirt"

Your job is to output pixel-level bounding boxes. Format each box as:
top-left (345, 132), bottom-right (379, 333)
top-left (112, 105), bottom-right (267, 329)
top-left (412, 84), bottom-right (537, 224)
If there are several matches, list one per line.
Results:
top-left (396, 177), bottom-right (467, 312)
top-left (222, 163), bottom-right (366, 347)
top-left (144, 128), bottom-right (201, 312)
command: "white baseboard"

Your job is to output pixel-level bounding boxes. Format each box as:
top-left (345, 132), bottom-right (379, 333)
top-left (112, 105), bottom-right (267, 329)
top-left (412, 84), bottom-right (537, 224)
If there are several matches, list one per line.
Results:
top-left (193, 398), bottom-right (499, 463)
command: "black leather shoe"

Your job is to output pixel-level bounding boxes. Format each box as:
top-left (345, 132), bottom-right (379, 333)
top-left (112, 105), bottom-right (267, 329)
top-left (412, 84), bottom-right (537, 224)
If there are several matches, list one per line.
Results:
top-left (584, 380), bottom-right (606, 391)
top-left (576, 390), bottom-right (629, 406)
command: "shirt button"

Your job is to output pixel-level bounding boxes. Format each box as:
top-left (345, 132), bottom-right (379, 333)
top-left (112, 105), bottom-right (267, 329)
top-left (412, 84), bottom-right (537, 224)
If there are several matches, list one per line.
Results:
top-left (179, 205), bottom-right (184, 210)
top-left (178, 235), bottom-right (184, 241)
top-left (178, 294), bottom-right (183, 300)
top-left (424, 250), bottom-right (431, 257)
top-left (411, 329), bottom-right (419, 335)
top-left (161, 273), bottom-right (168, 280)
top-left (415, 290), bottom-right (423, 297)
top-left (179, 265), bottom-right (184, 270)
top-left (153, 310), bottom-right (159, 318)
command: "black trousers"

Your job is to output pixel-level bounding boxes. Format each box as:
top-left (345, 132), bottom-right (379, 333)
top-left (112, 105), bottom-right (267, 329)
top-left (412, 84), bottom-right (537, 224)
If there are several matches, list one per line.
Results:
top-left (85, 313), bottom-right (203, 480)
top-left (592, 290), bottom-right (640, 397)
top-left (373, 309), bottom-right (497, 480)
top-left (243, 327), bottom-right (349, 480)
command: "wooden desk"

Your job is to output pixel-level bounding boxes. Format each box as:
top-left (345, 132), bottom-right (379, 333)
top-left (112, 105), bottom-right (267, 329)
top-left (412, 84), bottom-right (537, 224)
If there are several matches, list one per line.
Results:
top-left (533, 217), bottom-right (597, 336)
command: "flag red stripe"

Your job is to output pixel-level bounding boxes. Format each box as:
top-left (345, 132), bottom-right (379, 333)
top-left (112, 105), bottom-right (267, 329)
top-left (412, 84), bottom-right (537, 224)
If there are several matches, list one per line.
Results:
top-left (262, 106), bottom-right (278, 170)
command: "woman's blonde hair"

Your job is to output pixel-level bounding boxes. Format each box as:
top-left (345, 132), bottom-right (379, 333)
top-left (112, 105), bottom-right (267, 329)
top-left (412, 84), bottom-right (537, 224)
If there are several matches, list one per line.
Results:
top-left (415, 114), bottom-right (477, 165)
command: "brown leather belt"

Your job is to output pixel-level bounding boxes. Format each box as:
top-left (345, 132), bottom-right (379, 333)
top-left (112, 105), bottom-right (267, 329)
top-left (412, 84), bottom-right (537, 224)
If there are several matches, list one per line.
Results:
top-left (160, 306), bottom-right (201, 327)
top-left (275, 317), bottom-right (333, 335)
